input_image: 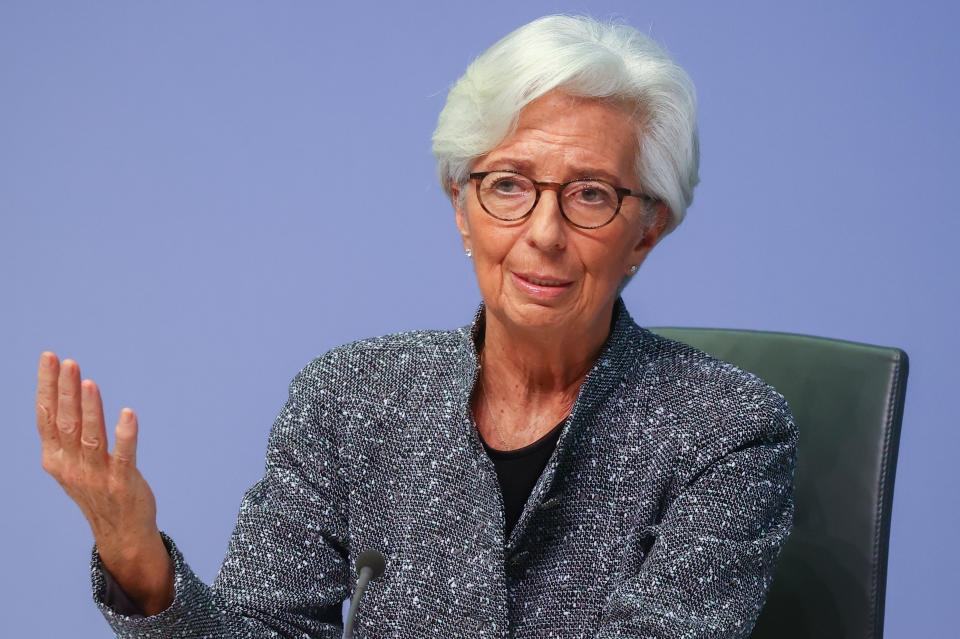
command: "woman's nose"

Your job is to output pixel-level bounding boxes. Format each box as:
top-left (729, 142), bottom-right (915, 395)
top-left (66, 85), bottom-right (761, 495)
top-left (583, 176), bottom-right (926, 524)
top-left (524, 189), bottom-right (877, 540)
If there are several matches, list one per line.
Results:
top-left (524, 189), bottom-right (567, 251)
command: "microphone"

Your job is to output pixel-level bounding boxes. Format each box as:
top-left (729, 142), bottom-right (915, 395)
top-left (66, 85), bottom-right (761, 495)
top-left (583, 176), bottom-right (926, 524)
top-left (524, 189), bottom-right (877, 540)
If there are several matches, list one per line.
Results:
top-left (342, 549), bottom-right (387, 639)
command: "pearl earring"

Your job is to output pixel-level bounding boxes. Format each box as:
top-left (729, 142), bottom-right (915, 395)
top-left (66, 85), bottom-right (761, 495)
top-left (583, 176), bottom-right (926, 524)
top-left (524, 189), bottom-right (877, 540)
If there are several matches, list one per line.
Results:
top-left (628, 265), bottom-right (639, 274)
top-left (465, 248), bottom-right (473, 258)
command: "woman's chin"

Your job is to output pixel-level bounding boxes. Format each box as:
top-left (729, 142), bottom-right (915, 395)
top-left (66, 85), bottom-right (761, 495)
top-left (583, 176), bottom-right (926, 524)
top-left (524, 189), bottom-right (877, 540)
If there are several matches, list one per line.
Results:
top-left (497, 296), bottom-right (582, 332)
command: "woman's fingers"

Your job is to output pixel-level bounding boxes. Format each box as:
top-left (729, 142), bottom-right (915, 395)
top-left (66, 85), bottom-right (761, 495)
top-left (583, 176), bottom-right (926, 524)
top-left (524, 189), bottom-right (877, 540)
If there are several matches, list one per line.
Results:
top-left (56, 359), bottom-right (83, 461)
top-left (39, 355), bottom-right (141, 477)
top-left (111, 408), bottom-right (139, 476)
top-left (36, 352), bottom-right (61, 454)
top-left (80, 379), bottom-right (109, 470)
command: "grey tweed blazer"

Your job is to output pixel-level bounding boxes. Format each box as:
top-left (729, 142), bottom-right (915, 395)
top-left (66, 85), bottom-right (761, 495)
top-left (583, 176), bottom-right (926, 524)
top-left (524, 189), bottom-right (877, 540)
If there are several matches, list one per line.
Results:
top-left (90, 298), bottom-right (797, 639)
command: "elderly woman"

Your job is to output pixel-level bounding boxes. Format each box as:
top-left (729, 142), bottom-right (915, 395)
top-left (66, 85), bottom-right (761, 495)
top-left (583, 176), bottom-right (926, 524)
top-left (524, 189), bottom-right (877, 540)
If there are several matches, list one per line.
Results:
top-left (36, 14), bottom-right (796, 639)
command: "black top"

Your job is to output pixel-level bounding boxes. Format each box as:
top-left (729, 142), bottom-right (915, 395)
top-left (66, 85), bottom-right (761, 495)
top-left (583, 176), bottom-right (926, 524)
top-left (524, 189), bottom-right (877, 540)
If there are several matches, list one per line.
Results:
top-left (480, 420), bottom-right (566, 538)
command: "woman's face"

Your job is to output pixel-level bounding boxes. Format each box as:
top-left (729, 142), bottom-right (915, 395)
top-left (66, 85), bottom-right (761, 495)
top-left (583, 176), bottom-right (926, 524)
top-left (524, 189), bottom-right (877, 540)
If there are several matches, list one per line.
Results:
top-left (453, 90), bottom-right (667, 337)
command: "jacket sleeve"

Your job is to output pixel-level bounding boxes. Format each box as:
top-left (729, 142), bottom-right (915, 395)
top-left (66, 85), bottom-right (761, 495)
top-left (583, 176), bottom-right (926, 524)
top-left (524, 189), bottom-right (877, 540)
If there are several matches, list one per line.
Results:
top-left (99, 565), bottom-right (147, 618)
top-left (90, 357), bottom-right (351, 638)
top-left (596, 392), bottom-right (798, 639)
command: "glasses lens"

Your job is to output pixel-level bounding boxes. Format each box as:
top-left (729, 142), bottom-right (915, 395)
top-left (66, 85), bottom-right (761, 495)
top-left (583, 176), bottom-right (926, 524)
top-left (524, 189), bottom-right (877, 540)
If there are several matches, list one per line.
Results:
top-left (561, 179), bottom-right (619, 228)
top-left (478, 172), bottom-right (536, 220)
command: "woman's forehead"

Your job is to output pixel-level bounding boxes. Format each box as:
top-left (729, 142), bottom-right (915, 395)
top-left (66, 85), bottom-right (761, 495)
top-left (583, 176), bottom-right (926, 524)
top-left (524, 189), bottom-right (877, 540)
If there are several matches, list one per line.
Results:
top-left (479, 92), bottom-right (639, 181)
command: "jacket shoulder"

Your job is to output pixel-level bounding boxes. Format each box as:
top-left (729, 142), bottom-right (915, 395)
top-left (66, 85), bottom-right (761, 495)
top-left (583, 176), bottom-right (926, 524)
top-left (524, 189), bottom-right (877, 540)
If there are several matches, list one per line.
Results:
top-left (634, 327), bottom-right (798, 471)
top-left (289, 326), bottom-right (467, 401)
top-left (637, 326), bottom-right (790, 411)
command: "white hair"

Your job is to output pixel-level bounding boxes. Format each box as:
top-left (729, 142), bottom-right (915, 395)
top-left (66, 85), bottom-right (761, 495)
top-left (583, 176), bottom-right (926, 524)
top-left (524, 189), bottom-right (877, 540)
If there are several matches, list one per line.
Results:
top-left (432, 14), bottom-right (699, 239)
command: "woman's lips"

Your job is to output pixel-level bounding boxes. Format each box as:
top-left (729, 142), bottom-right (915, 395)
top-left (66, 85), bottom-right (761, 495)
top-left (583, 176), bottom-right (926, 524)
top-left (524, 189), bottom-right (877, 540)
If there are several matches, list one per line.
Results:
top-left (511, 272), bottom-right (573, 298)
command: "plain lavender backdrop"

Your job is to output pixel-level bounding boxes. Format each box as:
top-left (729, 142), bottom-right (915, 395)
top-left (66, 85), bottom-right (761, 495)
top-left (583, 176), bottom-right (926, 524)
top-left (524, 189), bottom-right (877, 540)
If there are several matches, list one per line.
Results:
top-left (2, 1), bottom-right (956, 637)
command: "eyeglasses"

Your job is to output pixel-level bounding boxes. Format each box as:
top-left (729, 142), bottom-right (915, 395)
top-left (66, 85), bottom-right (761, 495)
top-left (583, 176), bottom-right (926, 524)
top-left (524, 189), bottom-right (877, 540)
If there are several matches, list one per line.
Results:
top-left (468, 170), bottom-right (653, 229)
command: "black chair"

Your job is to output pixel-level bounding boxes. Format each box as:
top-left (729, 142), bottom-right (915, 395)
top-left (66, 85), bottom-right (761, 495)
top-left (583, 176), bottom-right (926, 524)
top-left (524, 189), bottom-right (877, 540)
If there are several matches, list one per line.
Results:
top-left (648, 327), bottom-right (908, 639)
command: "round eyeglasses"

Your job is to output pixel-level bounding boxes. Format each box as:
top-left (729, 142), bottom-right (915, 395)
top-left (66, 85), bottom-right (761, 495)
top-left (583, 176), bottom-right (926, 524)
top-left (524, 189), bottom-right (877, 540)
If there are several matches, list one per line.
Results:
top-left (468, 170), bottom-right (653, 229)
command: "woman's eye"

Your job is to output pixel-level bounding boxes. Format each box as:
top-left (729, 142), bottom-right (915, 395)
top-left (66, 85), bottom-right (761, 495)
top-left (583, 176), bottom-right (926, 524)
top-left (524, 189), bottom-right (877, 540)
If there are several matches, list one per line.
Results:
top-left (570, 183), bottom-right (612, 205)
top-left (493, 179), bottom-right (521, 194)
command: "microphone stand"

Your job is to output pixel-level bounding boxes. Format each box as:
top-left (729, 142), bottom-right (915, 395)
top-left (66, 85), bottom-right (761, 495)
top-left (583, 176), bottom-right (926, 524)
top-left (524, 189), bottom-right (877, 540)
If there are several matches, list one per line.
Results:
top-left (342, 549), bottom-right (386, 639)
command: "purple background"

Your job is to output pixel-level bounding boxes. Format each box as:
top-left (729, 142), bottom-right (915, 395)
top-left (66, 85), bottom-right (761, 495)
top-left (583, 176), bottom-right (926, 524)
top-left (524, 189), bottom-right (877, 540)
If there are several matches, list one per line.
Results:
top-left (2, 2), bottom-right (956, 637)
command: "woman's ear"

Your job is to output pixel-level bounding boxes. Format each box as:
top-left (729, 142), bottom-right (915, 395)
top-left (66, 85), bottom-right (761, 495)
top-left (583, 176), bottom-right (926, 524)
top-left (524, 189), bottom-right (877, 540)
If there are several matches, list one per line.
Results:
top-left (451, 182), bottom-right (472, 250)
top-left (628, 201), bottom-right (669, 266)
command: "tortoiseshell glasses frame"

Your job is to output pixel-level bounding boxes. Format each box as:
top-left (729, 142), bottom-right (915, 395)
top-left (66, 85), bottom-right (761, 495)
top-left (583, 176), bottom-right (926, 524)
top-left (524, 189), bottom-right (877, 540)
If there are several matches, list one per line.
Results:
top-left (468, 169), bottom-right (654, 229)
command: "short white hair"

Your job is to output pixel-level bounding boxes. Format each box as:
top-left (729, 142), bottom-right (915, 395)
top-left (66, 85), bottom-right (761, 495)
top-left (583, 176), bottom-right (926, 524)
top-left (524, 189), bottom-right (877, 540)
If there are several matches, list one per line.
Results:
top-left (432, 14), bottom-right (699, 239)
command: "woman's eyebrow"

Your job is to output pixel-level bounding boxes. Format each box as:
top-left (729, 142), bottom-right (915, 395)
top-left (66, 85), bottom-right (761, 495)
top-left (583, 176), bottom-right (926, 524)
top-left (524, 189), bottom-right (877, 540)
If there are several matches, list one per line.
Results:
top-left (482, 157), bottom-right (623, 183)
top-left (481, 157), bottom-right (534, 173)
top-left (567, 167), bottom-right (622, 183)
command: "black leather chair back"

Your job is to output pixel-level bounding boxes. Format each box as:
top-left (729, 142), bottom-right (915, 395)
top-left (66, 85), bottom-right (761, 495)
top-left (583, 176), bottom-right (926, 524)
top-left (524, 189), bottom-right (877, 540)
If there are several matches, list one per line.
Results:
top-left (649, 327), bottom-right (908, 639)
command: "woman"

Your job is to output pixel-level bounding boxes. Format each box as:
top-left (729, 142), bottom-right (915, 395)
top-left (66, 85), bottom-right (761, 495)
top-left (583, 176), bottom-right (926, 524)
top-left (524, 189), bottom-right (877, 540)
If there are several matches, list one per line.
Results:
top-left (36, 15), bottom-right (797, 639)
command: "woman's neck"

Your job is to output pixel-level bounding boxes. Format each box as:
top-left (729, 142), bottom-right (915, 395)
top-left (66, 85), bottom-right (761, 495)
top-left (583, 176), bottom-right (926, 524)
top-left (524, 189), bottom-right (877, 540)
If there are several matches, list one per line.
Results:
top-left (481, 314), bottom-right (609, 392)
top-left (473, 301), bottom-right (615, 448)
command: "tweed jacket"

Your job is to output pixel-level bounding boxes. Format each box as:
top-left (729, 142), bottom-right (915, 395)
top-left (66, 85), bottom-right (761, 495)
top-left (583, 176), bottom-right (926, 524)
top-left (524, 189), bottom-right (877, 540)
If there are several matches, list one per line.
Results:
top-left (90, 298), bottom-right (798, 639)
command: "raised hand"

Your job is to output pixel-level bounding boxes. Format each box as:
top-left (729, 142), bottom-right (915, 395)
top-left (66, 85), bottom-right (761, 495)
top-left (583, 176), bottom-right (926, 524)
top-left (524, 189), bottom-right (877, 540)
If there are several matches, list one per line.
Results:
top-left (36, 351), bottom-right (174, 615)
